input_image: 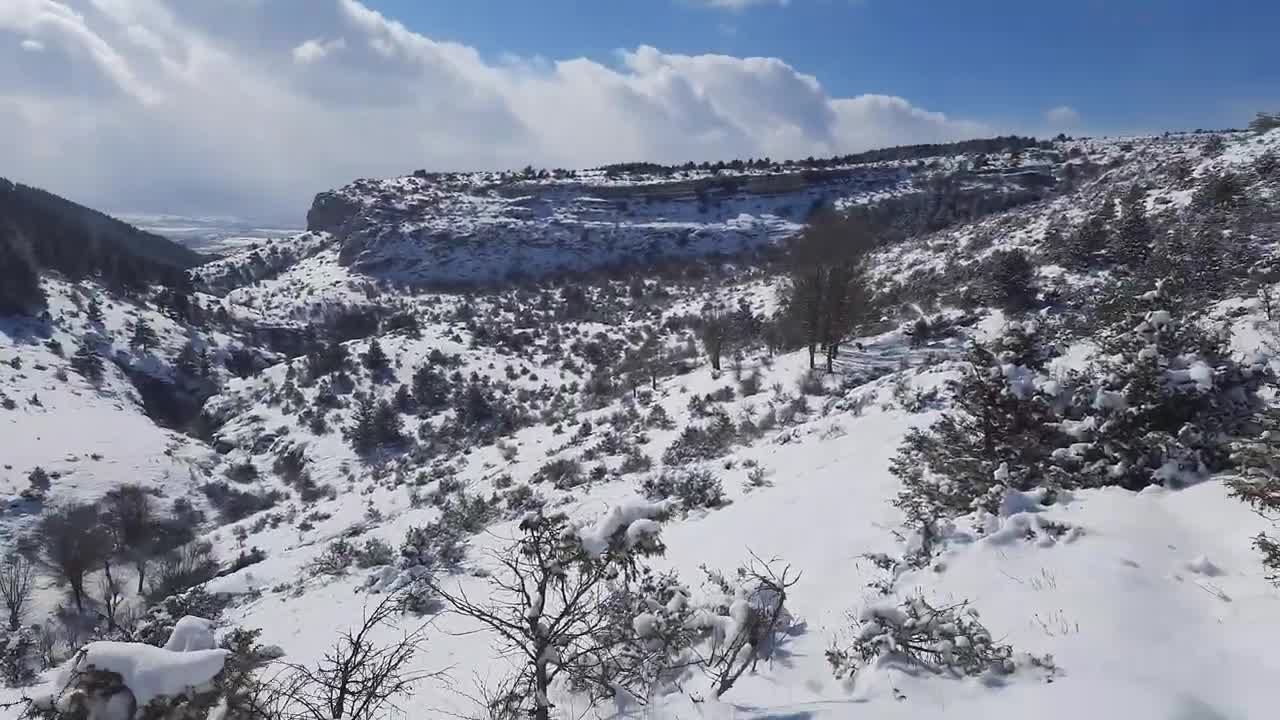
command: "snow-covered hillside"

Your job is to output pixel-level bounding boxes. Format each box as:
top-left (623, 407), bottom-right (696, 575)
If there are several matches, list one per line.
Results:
top-left (3, 130), bottom-right (1280, 720)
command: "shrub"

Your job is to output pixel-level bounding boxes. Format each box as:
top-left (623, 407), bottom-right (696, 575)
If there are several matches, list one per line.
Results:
top-left (201, 482), bottom-right (283, 523)
top-left (641, 468), bottom-right (725, 512)
top-left (145, 541), bottom-right (221, 603)
top-left (826, 597), bottom-right (1053, 680)
top-left (533, 457), bottom-right (583, 489)
top-left (662, 412), bottom-right (736, 466)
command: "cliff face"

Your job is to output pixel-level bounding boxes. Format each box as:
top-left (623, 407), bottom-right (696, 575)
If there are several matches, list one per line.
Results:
top-left (302, 157), bottom-right (1059, 288)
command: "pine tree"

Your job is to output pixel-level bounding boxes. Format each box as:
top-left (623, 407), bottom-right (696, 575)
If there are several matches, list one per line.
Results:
top-left (983, 249), bottom-right (1036, 310)
top-left (373, 400), bottom-right (405, 446)
top-left (891, 325), bottom-right (1069, 530)
top-left (174, 341), bottom-right (201, 378)
top-left (411, 363), bottom-right (450, 412)
top-left (361, 339), bottom-right (389, 374)
top-left (1072, 290), bottom-right (1268, 490)
top-left (70, 343), bottom-right (104, 384)
top-left (345, 396), bottom-right (379, 454)
top-left (130, 318), bottom-right (158, 352)
top-left (85, 296), bottom-right (104, 324)
top-left (1113, 189), bottom-right (1153, 267)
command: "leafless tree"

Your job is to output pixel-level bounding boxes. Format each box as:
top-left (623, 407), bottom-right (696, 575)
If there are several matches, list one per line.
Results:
top-left (429, 511), bottom-right (668, 720)
top-left (699, 308), bottom-right (733, 372)
top-left (271, 592), bottom-right (445, 720)
top-left (102, 484), bottom-right (158, 594)
top-left (0, 553), bottom-right (36, 630)
top-left (786, 210), bottom-right (878, 371)
top-left (35, 503), bottom-right (110, 614)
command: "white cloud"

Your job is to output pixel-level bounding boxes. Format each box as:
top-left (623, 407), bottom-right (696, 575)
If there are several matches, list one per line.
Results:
top-left (0, 0), bottom-right (993, 221)
top-left (292, 37), bottom-right (344, 64)
top-left (1046, 105), bottom-right (1081, 129)
top-left (20, 37), bottom-right (44, 51)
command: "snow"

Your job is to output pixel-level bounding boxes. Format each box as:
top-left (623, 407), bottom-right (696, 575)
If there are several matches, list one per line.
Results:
top-left (5, 130), bottom-right (1280, 719)
top-left (53, 641), bottom-right (228, 711)
top-left (577, 498), bottom-right (674, 558)
top-left (162, 616), bottom-right (218, 652)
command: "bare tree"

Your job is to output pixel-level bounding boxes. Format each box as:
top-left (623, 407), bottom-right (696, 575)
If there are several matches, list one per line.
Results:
top-left (429, 511), bottom-right (668, 720)
top-left (786, 211), bottom-right (878, 371)
top-left (699, 308), bottom-right (732, 372)
top-left (272, 592), bottom-right (445, 720)
top-left (0, 553), bottom-right (36, 630)
top-left (101, 484), bottom-right (158, 593)
top-left (36, 503), bottom-right (109, 614)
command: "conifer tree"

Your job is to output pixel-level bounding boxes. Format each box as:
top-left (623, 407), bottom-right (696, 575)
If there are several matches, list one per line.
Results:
top-left (85, 296), bottom-right (104, 324)
top-left (130, 317), bottom-right (158, 352)
top-left (361, 338), bottom-right (390, 374)
top-left (1227, 405), bottom-right (1280, 584)
top-left (1113, 188), bottom-right (1153, 267)
top-left (891, 323), bottom-right (1069, 529)
top-left (70, 343), bottom-right (104, 384)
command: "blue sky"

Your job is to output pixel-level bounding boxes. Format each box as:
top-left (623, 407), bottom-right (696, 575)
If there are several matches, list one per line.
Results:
top-left (3, 0), bottom-right (1276, 221)
top-left (372, 0), bottom-right (1277, 135)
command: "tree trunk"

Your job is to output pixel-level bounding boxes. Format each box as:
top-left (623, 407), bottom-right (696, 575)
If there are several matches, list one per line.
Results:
top-left (135, 558), bottom-right (146, 594)
top-left (534, 661), bottom-right (551, 720)
top-left (807, 343), bottom-right (816, 369)
top-left (826, 343), bottom-right (838, 373)
top-left (71, 580), bottom-right (84, 614)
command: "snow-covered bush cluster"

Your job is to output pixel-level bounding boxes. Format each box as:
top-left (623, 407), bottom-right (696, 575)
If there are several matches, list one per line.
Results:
top-left (826, 598), bottom-right (1053, 681)
top-left (893, 285), bottom-right (1272, 555)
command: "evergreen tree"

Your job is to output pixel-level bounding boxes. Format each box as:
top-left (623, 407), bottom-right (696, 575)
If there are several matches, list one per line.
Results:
top-left (982, 249), bottom-right (1036, 310)
top-left (174, 341), bottom-right (201, 378)
top-left (1227, 404), bottom-right (1280, 584)
top-left (411, 363), bottom-right (450, 412)
top-left (1069, 289), bottom-right (1268, 490)
top-left (373, 400), bottom-right (405, 446)
top-left (360, 339), bottom-right (390, 374)
top-left (85, 296), bottom-right (104, 324)
top-left (70, 343), bottom-right (104, 384)
top-left (1113, 188), bottom-right (1153, 267)
top-left (130, 318), bottom-right (158, 352)
top-left (344, 396), bottom-right (379, 454)
top-left (891, 324), bottom-right (1069, 534)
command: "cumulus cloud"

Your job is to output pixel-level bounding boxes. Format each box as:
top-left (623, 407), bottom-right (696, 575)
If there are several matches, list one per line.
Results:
top-left (0, 0), bottom-right (992, 222)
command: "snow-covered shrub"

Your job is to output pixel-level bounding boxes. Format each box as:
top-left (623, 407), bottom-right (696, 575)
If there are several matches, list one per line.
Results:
top-left (0, 626), bottom-right (39, 687)
top-left (891, 324), bottom-right (1069, 528)
top-left (1227, 405), bottom-right (1280, 583)
top-left (645, 404), bottom-right (675, 430)
top-left (1064, 298), bottom-right (1269, 491)
top-left (309, 538), bottom-right (360, 577)
top-left (135, 588), bottom-right (233, 648)
top-left (684, 556), bottom-right (800, 700)
top-left (428, 507), bottom-right (671, 720)
top-left (399, 520), bottom-right (468, 571)
top-left (662, 412), bottom-right (736, 466)
top-left (826, 597), bottom-right (1052, 681)
top-left (641, 469), bottom-right (725, 512)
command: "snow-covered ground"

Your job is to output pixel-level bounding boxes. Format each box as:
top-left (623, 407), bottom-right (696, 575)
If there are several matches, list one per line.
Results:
top-left (3, 130), bottom-right (1280, 719)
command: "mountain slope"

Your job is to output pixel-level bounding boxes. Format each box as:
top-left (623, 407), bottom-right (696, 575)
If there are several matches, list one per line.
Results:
top-left (3, 131), bottom-right (1280, 720)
